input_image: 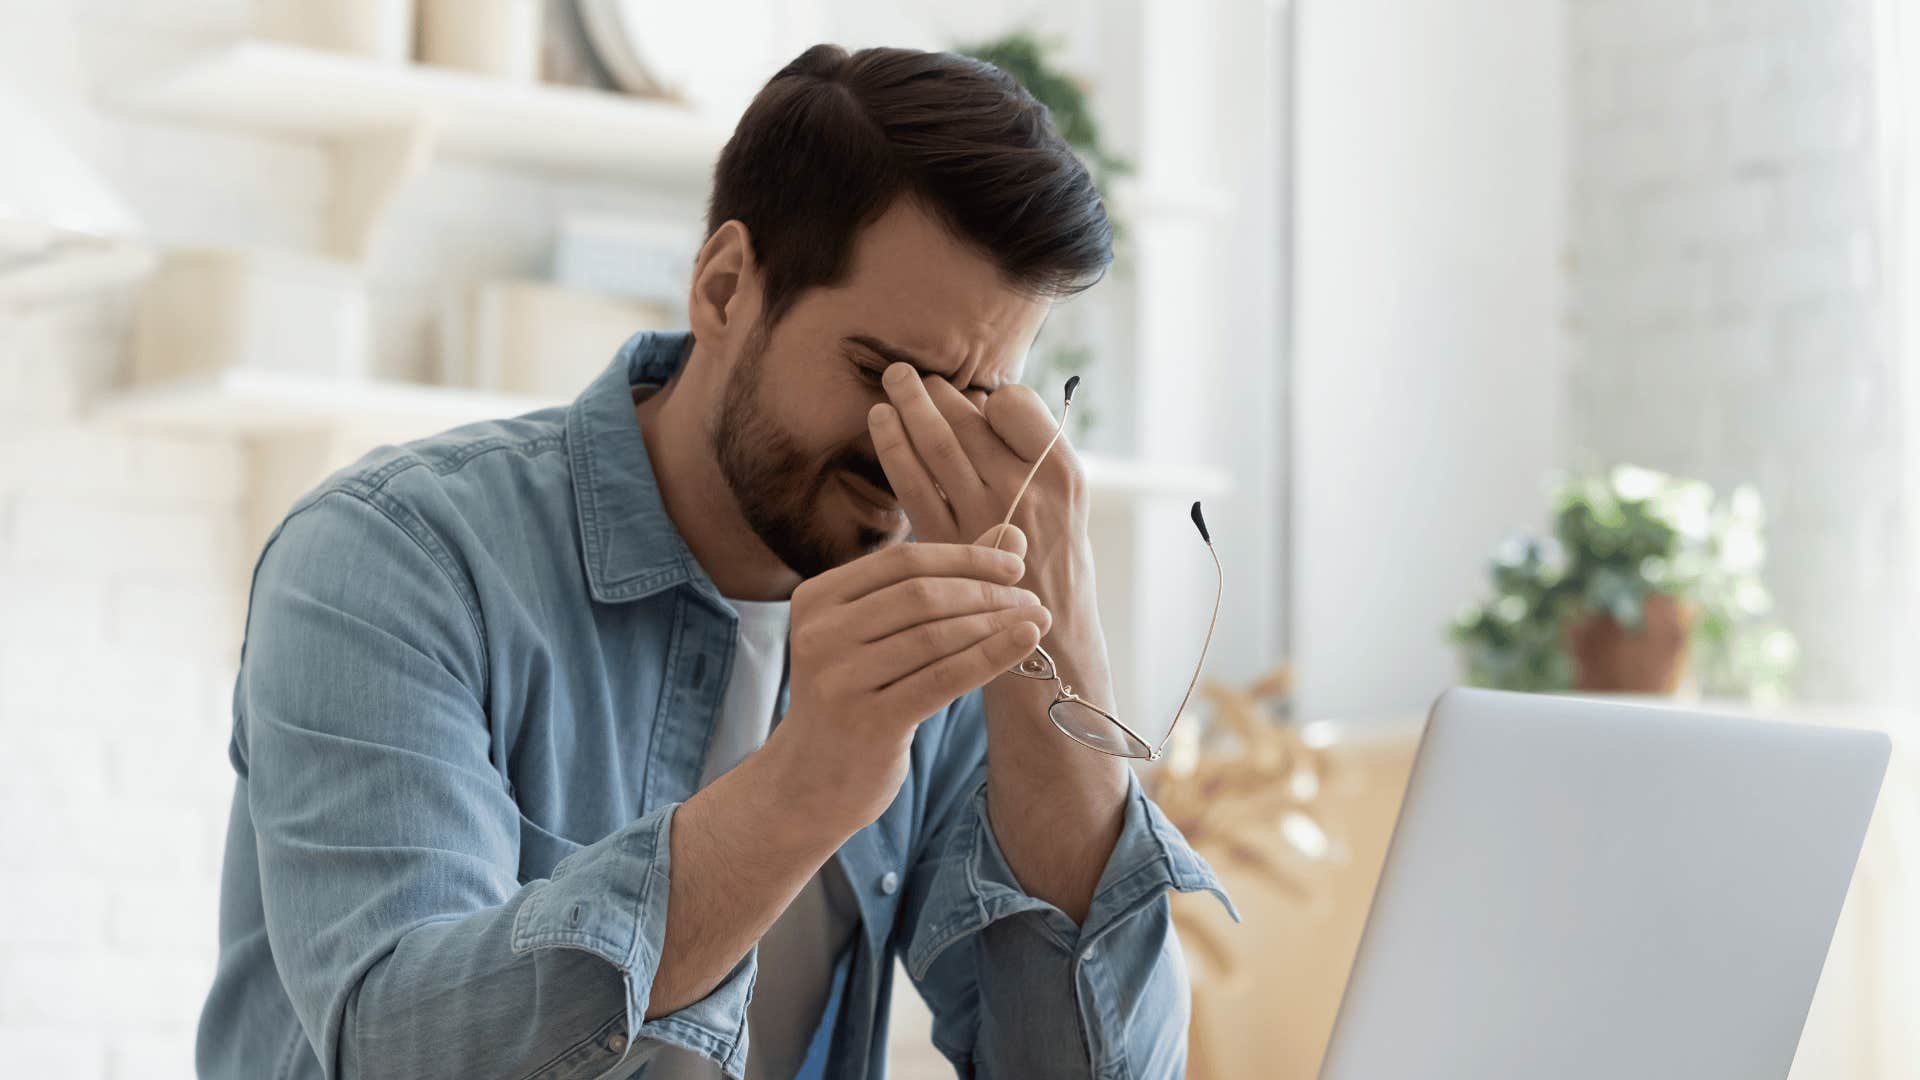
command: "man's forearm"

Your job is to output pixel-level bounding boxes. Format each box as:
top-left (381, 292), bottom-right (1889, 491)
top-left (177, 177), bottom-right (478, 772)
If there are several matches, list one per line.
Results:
top-left (981, 614), bottom-right (1129, 925)
top-left (646, 735), bottom-right (851, 1017)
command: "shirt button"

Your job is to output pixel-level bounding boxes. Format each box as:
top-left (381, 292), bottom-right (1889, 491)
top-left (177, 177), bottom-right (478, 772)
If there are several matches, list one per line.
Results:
top-left (1082, 945), bottom-right (1098, 962)
top-left (606, 1032), bottom-right (628, 1054)
top-left (879, 871), bottom-right (900, 896)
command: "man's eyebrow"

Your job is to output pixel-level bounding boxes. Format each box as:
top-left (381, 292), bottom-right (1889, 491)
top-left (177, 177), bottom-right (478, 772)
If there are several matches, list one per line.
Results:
top-left (844, 334), bottom-right (999, 393)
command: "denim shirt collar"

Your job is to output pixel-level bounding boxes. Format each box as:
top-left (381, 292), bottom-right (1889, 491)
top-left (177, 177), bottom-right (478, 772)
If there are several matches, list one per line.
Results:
top-left (566, 330), bottom-right (729, 610)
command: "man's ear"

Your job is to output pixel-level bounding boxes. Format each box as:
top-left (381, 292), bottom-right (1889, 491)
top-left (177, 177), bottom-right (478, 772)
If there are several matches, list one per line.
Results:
top-left (688, 220), bottom-right (761, 345)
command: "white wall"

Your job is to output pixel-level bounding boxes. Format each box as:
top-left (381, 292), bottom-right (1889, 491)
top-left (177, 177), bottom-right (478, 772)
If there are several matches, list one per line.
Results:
top-left (1566, 0), bottom-right (1905, 707)
top-left (1291, 0), bottom-right (1568, 721)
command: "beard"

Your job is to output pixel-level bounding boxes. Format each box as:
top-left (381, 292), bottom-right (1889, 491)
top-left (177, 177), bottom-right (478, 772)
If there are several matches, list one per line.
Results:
top-left (708, 324), bottom-right (899, 579)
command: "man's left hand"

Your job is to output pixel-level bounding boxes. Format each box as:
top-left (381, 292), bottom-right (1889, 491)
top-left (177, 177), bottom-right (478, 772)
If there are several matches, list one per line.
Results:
top-left (867, 361), bottom-right (1107, 685)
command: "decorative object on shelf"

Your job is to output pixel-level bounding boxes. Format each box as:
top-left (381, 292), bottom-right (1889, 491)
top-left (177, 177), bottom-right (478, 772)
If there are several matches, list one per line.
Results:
top-left (574, 0), bottom-right (668, 95)
top-left (1450, 465), bottom-right (1799, 702)
top-left (551, 212), bottom-right (700, 305)
top-left (134, 249), bottom-right (368, 384)
top-left (0, 87), bottom-right (151, 306)
top-left (417, 0), bottom-right (544, 83)
top-left (957, 31), bottom-right (1129, 445)
top-left (573, 0), bottom-right (804, 114)
top-left (252, 0), bottom-right (415, 63)
top-left (540, 2), bottom-right (619, 91)
top-left (439, 278), bottom-right (676, 397)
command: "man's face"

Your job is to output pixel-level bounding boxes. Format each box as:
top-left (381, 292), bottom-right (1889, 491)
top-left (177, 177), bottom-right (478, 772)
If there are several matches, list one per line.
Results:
top-left (707, 199), bottom-right (1051, 580)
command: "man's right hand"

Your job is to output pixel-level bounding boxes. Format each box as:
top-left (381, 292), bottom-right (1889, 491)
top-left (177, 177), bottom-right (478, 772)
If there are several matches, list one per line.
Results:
top-left (763, 533), bottom-right (1052, 837)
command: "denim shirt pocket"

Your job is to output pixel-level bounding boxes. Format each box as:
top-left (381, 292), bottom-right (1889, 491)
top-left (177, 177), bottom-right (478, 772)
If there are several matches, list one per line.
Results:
top-left (517, 812), bottom-right (587, 884)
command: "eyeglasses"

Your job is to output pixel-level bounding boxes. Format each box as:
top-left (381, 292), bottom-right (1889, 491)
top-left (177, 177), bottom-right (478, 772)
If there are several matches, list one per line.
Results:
top-left (992, 378), bottom-right (1223, 761)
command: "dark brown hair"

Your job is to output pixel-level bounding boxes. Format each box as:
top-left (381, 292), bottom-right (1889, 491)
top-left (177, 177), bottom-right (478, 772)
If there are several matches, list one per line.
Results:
top-left (707, 44), bottom-right (1113, 328)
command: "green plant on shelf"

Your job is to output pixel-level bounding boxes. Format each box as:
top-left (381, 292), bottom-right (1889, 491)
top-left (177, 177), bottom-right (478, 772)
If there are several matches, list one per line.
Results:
top-left (956, 30), bottom-right (1124, 443)
top-left (955, 30), bottom-right (1130, 211)
top-left (1449, 465), bottom-right (1799, 702)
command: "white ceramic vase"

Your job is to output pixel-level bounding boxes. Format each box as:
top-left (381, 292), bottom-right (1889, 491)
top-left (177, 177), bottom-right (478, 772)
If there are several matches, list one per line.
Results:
top-left (417, 0), bottom-right (544, 83)
top-left (253, 0), bottom-right (415, 63)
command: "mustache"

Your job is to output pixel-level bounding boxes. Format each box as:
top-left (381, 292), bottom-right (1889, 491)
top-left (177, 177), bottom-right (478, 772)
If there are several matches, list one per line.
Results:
top-left (832, 452), bottom-right (895, 499)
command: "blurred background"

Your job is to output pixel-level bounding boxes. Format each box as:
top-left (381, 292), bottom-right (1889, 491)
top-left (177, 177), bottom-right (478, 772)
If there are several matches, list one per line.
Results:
top-left (0, 0), bottom-right (1914, 1077)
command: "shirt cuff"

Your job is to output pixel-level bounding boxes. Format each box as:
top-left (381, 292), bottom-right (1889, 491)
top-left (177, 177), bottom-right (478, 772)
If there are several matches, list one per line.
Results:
top-left (510, 801), bottom-right (755, 1078)
top-left (906, 768), bottom-right (1238, 979)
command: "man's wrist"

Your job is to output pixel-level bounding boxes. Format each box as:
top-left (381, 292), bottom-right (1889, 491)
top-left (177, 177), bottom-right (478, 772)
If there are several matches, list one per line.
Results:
top-left (738, 728), bottom-right (867, 857)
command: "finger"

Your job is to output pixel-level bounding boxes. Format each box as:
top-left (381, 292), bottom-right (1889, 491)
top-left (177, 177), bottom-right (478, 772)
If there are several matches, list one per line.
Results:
top-left (862, 606), bottom-right (1053, 687)
top-left (975, 523), bottom-right (1028, 560)
top-left (814, 540), bottom-right (1024, 604)
top-left (837, 575), bottom-right (1040, 642)
top-left (925, 376), bottom-right (1016, 477)
top-left (870, 402), bottom-right (956, 538)
top-left (876, 620), bottom-right (1045, 722)
top-left (882, 363), bottom-right (989, 512)
top-left (983, 383), bottom-right (1066, 463)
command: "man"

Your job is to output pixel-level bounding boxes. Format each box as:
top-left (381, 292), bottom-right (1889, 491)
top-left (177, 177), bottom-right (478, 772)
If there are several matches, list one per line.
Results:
top-left (197, 44), bottom-right (1231, 1080)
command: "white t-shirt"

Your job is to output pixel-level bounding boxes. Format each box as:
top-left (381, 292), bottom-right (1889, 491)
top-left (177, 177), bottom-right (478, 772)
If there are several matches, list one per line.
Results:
top-left (648, 596), bottom-right (861, 1080)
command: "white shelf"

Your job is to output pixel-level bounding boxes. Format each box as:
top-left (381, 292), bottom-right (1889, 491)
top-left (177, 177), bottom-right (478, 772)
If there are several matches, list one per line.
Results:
top-left (0, 241), bottom-right (154, 308)
top-left (118, 42), bottom-right (729, 186)
top-left (96, 369), bottom-right (1228, 501)
top-left (96, 370), bottom-right (564, 435)
top-left (1082, 455), bottom-right (1231, 501)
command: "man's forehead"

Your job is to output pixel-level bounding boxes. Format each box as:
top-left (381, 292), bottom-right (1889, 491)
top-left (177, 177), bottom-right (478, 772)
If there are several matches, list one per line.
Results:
top-left (825, 198), bottom-right (1052, 392)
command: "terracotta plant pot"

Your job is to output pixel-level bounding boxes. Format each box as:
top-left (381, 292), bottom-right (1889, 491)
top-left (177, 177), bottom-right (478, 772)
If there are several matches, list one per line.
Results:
top-left (1565, 592), bottom-right (1693, 693)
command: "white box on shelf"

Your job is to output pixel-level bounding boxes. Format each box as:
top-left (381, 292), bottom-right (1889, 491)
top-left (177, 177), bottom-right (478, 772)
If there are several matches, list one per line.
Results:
top-left (441, 278), bottom-right (678, 398)
top-left (417, 0), bottom-right (543, 83)
top-left (253, 0), bottom-right (415, 63)
top-left (134, 249), bottom-right (369, 385)
top-left (553, 212), bottom-right (700, 305)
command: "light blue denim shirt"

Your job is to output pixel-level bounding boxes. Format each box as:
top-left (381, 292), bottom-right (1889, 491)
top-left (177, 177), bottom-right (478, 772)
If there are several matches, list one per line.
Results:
top-left (197, 331), bottom-right (1235, 1080)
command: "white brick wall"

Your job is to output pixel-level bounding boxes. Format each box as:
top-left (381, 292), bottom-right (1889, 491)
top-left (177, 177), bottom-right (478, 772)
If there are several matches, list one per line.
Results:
top-left (0, 292), bottom-right (245, 1080)
top-left (1566, 0), bottom-right (1907, 704)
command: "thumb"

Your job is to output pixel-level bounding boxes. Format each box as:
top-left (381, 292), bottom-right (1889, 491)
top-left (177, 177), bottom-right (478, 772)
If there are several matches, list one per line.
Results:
top-left (976, 523), bottom-right (1028, 559)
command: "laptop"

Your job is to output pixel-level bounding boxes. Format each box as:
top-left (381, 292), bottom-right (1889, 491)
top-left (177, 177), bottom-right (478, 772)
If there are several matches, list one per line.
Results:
top-left (1318, 687), bottom-right (1890, 1080)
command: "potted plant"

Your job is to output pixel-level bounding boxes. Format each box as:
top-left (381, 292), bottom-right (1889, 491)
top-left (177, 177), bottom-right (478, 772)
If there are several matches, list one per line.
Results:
top-left (1450, 465), bottom-right (1798, 702)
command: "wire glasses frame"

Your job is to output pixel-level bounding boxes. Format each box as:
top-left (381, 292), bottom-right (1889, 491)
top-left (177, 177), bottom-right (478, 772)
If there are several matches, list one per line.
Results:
top-left (991, 378), bottom-right (1224, 761)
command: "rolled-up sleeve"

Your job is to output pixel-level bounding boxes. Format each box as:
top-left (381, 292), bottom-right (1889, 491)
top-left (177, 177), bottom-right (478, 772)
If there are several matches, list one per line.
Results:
top-left (901, 715), bottom-right (1238, 1078)
top-left (241, 489), bottom-right (752, 1079)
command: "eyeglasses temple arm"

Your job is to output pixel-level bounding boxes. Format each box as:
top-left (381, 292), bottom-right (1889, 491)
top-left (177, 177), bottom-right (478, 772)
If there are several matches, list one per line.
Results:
top-left (1151, 539), bottom-right (1223, 759)
top-left (990, 395), bottom-right (1067, 549)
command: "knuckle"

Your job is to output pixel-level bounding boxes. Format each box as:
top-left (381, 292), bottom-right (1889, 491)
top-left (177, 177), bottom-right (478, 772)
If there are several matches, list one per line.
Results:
top-left (913, 621), bottom-right (946, 656)
top-left (904, 578), bottom-right (937, 607)
top-left (798, 619), bottom-right (838, 656)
